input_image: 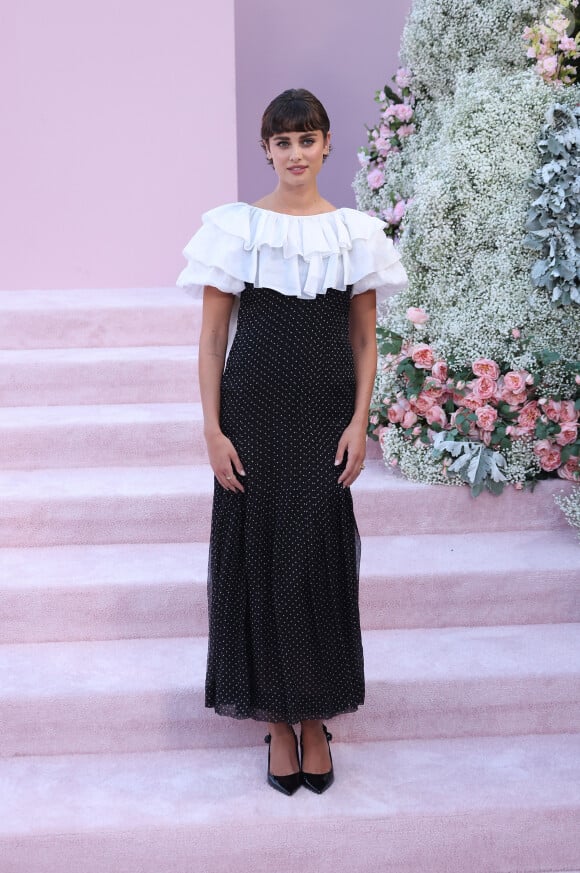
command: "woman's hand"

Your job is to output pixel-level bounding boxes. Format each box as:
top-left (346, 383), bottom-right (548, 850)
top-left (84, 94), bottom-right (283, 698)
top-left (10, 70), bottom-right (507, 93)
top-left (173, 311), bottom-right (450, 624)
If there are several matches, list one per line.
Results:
top-left (205, 430), bottom-right (246, 493)
top-left (335, 421), bottom-right (367, 487)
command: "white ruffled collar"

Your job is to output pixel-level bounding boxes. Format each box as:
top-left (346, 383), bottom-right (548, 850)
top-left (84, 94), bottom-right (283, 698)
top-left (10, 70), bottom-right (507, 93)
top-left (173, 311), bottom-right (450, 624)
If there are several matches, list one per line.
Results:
top-left (177, 200), bottom-right (407, 301)
top-left (204, 201), bottom-right (388, 261)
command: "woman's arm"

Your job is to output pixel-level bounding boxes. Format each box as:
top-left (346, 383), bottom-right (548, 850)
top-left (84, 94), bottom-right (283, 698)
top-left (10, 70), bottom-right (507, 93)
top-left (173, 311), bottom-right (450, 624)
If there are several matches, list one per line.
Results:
top-left (198, 286), bottom-right (245, 492)
top-left (335, 289), bottom-right (378, 487)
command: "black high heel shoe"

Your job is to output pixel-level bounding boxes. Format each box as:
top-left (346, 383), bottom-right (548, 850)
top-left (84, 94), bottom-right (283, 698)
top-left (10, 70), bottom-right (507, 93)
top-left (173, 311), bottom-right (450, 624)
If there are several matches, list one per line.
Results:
top-left (300, 724), bottom-right (334, 794)
top-left (264, 726), bottom-right (301, 796)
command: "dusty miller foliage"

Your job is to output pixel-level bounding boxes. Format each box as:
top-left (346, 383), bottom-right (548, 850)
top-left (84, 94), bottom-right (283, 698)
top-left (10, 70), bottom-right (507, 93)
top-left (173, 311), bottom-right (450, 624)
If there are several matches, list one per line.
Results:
top-left (525, 103), bottom-right (580, 306)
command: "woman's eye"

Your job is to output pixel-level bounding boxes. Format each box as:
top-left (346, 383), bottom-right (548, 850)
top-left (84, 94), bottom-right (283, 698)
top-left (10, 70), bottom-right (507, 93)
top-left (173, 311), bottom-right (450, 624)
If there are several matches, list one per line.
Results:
top-left (302, 139), bottom-right (315, 145)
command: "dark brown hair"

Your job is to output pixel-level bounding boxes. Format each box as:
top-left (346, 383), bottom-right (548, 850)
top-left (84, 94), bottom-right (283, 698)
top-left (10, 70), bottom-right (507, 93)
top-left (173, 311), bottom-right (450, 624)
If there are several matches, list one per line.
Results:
top-left (260, 89), bottom-right (331, 163)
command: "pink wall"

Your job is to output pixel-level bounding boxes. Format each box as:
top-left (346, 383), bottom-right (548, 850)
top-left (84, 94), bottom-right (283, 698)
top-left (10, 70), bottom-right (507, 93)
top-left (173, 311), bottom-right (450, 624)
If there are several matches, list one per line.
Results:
top-left (234, 0), bottom-right (413, 208)
top-left (1, 0), bottom-right (238, 290)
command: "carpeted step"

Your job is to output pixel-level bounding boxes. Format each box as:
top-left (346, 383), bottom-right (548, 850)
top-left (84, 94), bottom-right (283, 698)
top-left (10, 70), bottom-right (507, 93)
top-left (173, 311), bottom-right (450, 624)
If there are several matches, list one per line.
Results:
top-left (0, 462), bottom-right (575, 547)
top-left (2, 624), bottom-right (578, 755)
top-left (1, 532), bottom-right (579, 644)
top-left (0, 403), bottom-right (206, 468)
top-left (0, 288), bottom-right (201, 349)
top-left (1, 733), bottom-right (579, 873)
top-left (0, 402), bottom-right (382, 469)
top-left (0, 346), bottom-right (199, 406)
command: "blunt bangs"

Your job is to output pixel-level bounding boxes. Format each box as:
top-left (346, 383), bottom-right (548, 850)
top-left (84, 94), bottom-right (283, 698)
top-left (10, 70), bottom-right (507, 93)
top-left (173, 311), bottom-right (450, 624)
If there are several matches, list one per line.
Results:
top-left (261, 89), bottom-right (330, 142)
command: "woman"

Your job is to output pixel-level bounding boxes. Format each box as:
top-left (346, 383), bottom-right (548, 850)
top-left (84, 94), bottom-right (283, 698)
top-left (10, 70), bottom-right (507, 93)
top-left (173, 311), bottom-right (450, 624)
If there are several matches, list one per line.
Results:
top-left (177, 89), bottom-right (407, 795)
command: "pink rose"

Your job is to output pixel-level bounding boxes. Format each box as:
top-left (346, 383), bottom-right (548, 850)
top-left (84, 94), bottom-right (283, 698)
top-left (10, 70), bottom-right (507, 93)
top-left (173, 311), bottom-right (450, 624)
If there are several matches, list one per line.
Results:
top-left (559, 400), bottom-right (578, 423)
top-left (538, 446), bottom-right (562, 472)
top-left (503, 371), bottom-right (528, 394)
top-left (480, 430), bottom-right (492, 446)
top-left (406, 306), bottom-right (429, 325)
top-left (385, 103), bottom-right (414, 122)
top-left (559, 36), bottom-right (577, 52)
top-left (475, 405), bottom-right (498, 431)
top-left (398, 124), bottom-right (417, 138)
top-left (517, 401), bottom-right (540, 432)
top-left (462, 391), bottom-right (484, 411)
top-left (543, 398), bottom-right (562, 422)
top-left (534, 439), bottom-right (562, 471)
top-left (374, 137), bottom-right (391, 153)
top-left (402, 410), bottom-right (418, 429)
top-left (539, 55), bottom-right (558, 77)
top-left (501, 388), bottom-right (527, 407)
top-left (552, 15), bottom-right (569, 34)
top-left (411, 343), bottom-right (435, 369)
top-left (432, 361), bottom-right (448, 382)
top-left (533, 439), bottom-right (553, 459)
top-left (471, 375), bottom-right (497, 402)
top-left (425, 405), bottom-right (447, 428)
top-left (382, 206), bottom-right (401, 225)
top-left (367, 167), bottom-right (385, 190)
top-left (411, 392), bottom-right (437, 415)
top-left (422, 378), bottom-right (446, 401)
top-left (395, 67), bottom-right (413, 89)
top-left (557, 458), bottom-right (580, 481)
top-left (387, 401), bottom-right (406, 424)
top-left (555, 422), bottom-right (578, 446)
top-left (472, 358), bottom-right (500, 380)
top-left (511, 328), bottom-right (521, 339)
top-left (393, 199), bottom-right (407, 222)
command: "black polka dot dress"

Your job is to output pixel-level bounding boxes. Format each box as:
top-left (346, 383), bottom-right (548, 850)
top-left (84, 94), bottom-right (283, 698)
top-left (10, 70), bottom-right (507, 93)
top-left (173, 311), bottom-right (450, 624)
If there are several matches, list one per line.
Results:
top-left (177, 203), bottom-right (408, 725)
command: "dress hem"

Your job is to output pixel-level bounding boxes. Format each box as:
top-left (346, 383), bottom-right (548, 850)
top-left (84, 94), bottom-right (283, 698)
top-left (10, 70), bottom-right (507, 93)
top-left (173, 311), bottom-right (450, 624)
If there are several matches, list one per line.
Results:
top-left (205, 700), bottom-right (364, 725)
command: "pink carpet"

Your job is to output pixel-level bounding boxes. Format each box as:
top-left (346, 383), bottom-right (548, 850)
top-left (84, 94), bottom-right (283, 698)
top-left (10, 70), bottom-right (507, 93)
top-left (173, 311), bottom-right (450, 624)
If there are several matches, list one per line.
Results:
top-left (0, 287), bottom-right (579, 872)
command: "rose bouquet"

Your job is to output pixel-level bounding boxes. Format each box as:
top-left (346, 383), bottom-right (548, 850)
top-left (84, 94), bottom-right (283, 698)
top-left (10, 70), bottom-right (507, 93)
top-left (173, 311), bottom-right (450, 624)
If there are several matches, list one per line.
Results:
top-left (369, 310), bottom-right (580, 496)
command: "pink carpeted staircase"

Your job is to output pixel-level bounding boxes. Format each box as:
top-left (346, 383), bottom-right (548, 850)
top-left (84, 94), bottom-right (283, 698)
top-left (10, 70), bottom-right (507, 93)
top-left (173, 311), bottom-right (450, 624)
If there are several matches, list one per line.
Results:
top-left (1, 288), bottom-right (579, 873)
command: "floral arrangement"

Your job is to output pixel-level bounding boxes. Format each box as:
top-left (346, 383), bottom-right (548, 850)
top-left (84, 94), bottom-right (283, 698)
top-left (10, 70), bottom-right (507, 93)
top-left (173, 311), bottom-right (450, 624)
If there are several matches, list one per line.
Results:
top-left (522, 0), bottom-right (580, 84)
top-left (400, 0), bottom-right (553, 101)
top-left (524, 102), bottom-right (580, 305)
top-left (369, 312), bottom-right (580, 496)
top-left (355, 68), bottom-right (418, 239)
top-left (355, 0), bottom-right (580, 505)
top-left (378, 69), bottom-right (579, 371)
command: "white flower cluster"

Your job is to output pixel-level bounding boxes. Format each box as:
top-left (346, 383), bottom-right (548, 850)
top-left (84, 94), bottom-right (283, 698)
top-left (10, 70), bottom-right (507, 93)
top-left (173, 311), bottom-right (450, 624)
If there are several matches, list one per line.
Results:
top-left (502, 437), bottom-right (542, 485)
top-left (401, 0), bottom-right (552, 100)
top-left (380, 425), bottom-right (464, 487)
top-left (554, 487), bottom-right (580, 541)
top-left (391, 69), bottom-right (580, 371)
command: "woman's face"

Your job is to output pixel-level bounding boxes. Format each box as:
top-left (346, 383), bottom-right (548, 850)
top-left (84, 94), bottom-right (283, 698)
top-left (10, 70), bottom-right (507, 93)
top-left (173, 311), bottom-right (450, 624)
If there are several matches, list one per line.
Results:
top-left (264, 129), bottom-right (330, 186)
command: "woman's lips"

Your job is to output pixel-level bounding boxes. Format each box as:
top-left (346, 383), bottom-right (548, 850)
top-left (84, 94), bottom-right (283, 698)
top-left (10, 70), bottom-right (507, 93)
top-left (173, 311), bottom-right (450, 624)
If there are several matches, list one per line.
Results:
top-left (288, 166), bottom-right (307, 174)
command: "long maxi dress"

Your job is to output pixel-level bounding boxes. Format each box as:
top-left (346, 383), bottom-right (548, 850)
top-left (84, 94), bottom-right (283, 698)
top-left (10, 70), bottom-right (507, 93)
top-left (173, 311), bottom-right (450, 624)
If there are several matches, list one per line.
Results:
top-left (177, 203), bottom-right (408, 724)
